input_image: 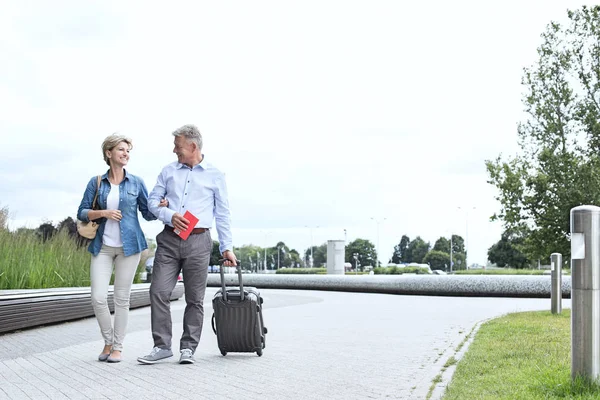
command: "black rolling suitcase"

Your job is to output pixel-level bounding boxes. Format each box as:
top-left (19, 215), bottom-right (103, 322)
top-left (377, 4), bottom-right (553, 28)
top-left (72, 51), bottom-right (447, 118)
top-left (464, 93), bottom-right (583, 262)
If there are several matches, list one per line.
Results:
top-left (211, 263), bottom-right (267, 356)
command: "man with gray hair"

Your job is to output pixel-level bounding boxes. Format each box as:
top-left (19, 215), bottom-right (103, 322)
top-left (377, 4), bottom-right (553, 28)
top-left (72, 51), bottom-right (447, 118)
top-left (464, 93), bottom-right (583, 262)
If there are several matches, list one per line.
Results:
top-left (138, 124), bottom-right (237, 364)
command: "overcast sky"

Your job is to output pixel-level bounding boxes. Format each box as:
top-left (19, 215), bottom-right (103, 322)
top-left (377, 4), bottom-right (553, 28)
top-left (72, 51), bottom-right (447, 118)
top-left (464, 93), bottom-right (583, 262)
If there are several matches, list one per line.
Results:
top-left (0, 1), bottom-right (588, 266)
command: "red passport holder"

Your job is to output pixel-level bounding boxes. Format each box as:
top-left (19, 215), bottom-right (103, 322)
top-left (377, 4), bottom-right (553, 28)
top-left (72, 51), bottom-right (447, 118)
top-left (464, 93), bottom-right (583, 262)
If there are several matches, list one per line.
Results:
top-left (174, 211), bottom-right (199, 240)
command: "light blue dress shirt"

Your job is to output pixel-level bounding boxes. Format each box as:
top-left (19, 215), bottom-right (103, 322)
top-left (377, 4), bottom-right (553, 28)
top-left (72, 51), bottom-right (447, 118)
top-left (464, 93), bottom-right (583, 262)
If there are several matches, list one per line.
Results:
top-left (148, 157), bottom-right (233, 254)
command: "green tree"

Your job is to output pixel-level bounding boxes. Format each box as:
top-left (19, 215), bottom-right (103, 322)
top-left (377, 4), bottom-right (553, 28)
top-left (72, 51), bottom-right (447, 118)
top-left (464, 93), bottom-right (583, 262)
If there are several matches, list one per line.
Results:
top-left (37, 221), bottom-right (56, 242)
top-left (486, 6), bottom-right (600, 262)
top-left (391, 235), bottom-right (410, 263)
top-left (304, 243), bottom-right (327, 267)
top-left (423, 250), bottom-right (451, 271)
top-left (450, 235), bottom-right (465, 254)
top-left (235, 244), bottom-right (263, 271)
top-left (405, 236), bottom-right (430, 263)
top-left (487, 230), bottom-right (530, 268)
top-left (433, 237), bottom-right (450, 253)
top-left (431, 235), bottom-right (466, 270)
top-left (210, 241), bottom-right (221, 266)
top-left (345, 238), bottom-right (377, 271)
top-left (289, 249), bottom-right (302, 268)
top-left (273, 241), bottom-right (293, 269)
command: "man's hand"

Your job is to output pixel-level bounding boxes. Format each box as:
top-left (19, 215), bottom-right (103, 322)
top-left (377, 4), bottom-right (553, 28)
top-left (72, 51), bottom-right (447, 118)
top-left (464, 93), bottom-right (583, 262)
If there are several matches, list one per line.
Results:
top-left (222, 250), bottom-right (237, 266)
top-left (171, 213), bottom-right (189, 232)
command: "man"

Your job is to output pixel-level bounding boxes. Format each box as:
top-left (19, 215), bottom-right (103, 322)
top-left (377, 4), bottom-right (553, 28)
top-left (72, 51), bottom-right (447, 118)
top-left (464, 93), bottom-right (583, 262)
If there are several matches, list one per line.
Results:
top-left (138, 124), bottom-right (237, 365)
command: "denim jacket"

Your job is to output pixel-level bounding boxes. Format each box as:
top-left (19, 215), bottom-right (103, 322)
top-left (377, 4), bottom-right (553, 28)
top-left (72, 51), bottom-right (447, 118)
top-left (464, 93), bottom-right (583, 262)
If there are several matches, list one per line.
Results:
top-left (77, 170), bottom-right (156, 256)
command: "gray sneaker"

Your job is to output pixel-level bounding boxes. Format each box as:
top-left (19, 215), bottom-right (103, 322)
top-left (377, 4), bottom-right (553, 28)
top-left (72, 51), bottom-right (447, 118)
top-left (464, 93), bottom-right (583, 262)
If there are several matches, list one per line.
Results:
top-left (137, 347), bottom-right (173, 364)
top-left (179, 349), bottom-right (195, 364)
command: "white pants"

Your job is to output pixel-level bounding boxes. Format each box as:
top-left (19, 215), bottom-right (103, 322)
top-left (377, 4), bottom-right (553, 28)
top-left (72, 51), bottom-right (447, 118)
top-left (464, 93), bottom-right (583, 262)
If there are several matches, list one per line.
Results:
top-left (90, 245), bottom-right (141, 351)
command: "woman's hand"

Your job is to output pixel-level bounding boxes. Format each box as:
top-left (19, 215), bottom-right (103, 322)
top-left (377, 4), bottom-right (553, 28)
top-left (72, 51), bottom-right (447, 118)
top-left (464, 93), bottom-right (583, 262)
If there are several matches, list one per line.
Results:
top-left (159, 198), bottom-right (169, 207)
top-left (103, 209), bottom-right (122, 221)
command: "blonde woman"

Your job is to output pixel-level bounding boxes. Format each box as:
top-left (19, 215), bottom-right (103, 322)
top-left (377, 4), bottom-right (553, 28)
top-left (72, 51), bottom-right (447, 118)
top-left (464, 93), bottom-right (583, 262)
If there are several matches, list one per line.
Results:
top-left (77, 134), bottom-right (160, 363)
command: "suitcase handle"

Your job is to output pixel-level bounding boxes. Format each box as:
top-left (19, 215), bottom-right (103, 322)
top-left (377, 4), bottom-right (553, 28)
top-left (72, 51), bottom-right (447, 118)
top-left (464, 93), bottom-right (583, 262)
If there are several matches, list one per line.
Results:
top-left (219, 259), bottom-right (244, 302)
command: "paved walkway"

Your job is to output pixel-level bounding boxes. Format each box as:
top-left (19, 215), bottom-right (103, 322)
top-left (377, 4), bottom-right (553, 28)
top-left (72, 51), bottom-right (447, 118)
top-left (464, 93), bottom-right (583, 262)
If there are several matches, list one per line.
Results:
top-left (0, 288), bottom-right (567, 400)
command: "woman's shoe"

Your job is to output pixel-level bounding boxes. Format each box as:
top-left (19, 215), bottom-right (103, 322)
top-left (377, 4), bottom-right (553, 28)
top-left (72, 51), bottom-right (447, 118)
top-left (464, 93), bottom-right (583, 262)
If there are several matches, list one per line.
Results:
top-left (98, 353), bottom-right (110, 362)
top-left (107, 350), bottom-right (122, 363)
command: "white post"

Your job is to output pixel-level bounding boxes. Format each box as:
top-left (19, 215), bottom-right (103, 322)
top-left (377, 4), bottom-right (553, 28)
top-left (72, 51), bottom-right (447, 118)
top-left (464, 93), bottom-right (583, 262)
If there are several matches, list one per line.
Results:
top-left (371, 217), bottom-right (387, 267)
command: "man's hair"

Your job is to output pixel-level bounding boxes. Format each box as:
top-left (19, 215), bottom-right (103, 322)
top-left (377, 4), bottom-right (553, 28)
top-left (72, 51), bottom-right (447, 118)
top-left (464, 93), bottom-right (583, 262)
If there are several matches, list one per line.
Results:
top-left (101, 133), bottom-right (133, 166)
top-left (172, 124), bottom-right (202, 150)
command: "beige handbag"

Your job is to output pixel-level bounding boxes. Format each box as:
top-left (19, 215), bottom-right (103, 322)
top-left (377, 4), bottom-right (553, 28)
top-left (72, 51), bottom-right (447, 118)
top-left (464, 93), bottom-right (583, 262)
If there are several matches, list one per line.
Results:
top-left (76, 176), bottom-right (101, 239)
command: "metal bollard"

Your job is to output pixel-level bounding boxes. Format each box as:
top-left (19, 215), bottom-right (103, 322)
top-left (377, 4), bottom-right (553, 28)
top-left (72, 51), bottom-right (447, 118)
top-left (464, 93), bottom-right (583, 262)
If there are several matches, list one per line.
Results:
top-left (551, 253), bottom-right (562, 314)
top-left (571, 205), bottom-right (600, 382)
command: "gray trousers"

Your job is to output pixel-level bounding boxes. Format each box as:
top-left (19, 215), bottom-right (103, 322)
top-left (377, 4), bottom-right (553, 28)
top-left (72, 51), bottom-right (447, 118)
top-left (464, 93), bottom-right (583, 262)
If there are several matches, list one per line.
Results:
top-left (149, 227), bottom-right (212, 352)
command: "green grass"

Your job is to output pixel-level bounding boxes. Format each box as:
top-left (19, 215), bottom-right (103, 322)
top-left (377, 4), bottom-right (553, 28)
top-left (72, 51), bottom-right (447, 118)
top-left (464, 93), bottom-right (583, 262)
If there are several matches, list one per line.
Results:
top-left (454, 268), bottom-right (571, 275)
top-left (443, 309), bottom-right (600, 399)
top-left (0, 229), bottom-right (144, 289)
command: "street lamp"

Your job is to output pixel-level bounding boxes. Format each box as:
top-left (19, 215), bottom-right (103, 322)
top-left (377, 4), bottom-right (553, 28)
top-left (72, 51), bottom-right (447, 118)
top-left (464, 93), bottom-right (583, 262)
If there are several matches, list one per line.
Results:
top-left (458, 207), bottom-right (476, 270)
top-left (450, 234), bottom-right (453, 273)
top-left (353, 253), bottom-right (359, 275)
top-left (261, 231), bottom-right (272, 273)
top-left (305, 225), bottom-right (319, 268)
top-left (370, 217), bottom-right (387, 267)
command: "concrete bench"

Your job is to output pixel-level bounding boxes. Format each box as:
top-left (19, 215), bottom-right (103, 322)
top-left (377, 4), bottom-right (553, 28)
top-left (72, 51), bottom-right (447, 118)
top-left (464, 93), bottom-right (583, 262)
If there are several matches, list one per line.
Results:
top-left (0, 282), bottom-right (184, 334)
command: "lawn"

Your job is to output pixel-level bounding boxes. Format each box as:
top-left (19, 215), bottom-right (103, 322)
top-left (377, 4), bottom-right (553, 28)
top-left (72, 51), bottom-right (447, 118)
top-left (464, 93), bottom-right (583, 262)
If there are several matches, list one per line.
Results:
top-left (443, 309), bottom-right (600, 399)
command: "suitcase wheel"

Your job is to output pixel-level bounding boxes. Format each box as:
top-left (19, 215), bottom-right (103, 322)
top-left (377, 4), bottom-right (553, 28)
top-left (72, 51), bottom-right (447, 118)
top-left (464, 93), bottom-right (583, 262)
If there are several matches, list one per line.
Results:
top-left (263, 327), bottom-right (268, 334)
top-left (221, 350), bottom-right (227, 356)
top-left (257, 348), bottom-right (263, 357)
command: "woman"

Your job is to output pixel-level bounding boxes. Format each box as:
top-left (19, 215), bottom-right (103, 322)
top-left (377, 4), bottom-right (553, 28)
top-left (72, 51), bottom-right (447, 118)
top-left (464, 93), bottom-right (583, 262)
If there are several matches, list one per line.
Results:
top-left (77, 133), bottom-right (161, 363)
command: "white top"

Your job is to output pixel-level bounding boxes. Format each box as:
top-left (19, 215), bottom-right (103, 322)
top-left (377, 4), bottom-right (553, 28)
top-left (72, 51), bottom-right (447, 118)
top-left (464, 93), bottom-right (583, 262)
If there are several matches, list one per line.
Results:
top-left (103, 183), bottom-right (123, 247)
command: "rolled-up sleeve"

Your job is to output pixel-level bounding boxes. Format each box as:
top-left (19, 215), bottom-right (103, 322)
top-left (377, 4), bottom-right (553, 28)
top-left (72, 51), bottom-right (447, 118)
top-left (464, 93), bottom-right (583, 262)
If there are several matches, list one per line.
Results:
top-left (214, 173), bottom-right (232, 254)
top-left (77, 177), bottom-right (97, 222)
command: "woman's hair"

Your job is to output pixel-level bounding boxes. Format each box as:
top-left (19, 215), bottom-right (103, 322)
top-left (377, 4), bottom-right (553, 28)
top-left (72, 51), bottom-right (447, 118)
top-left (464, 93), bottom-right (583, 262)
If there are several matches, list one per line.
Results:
top-left (102, 133), bottom-right (133, 166)
top-left (172, 124), bottom-right (202, 150)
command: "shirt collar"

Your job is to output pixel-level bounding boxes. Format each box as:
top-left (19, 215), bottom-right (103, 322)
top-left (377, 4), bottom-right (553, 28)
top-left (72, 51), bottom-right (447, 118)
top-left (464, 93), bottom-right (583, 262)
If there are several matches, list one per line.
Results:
top-left (177, 154), bottom-right (207, 170)
top-left (101, 169), bottom-right (131, 181)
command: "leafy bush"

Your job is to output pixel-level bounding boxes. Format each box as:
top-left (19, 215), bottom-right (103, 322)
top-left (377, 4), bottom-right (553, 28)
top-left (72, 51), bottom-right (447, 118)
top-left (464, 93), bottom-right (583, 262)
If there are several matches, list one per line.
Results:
top-left (275, 268), bottom-right (327, 274)
top-left (373, 266), bottom-right (430, 275)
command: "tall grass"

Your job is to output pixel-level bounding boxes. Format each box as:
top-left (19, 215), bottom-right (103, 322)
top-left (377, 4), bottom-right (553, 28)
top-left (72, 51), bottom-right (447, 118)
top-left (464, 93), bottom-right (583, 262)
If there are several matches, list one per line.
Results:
top-left (0, 228), bottom-right (92, 289)
top-left (0, 229), bottom-right (146, 289)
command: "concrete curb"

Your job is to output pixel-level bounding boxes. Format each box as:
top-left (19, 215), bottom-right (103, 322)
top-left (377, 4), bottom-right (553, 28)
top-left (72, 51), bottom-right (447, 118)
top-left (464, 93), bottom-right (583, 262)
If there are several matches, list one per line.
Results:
top-left (207, 274), bottom-right (572, 298)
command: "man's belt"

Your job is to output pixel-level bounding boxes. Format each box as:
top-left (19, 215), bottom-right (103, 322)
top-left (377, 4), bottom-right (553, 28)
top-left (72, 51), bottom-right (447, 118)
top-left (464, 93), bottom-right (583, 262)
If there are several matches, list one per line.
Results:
top-left (164, 225), bottom-right (208, 235)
